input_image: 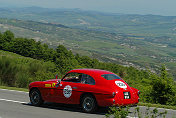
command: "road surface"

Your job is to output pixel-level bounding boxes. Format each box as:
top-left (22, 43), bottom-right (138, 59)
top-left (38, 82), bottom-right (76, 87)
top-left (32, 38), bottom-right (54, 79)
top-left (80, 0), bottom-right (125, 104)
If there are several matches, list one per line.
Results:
top-left (0, 89), bottom-right (176, 118)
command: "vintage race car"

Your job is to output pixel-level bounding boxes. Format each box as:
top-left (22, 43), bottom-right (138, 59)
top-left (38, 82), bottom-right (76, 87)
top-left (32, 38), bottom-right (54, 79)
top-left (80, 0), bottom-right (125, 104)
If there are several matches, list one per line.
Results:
top-left (29, 69), bottom-right (140, 112)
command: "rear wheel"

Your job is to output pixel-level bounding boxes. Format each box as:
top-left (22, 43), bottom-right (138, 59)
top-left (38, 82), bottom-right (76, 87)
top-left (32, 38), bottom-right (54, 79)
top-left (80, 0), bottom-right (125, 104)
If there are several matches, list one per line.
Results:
top-left (81, 95), bottom-right (97, 113)
top-left (29, 89), bottom-right (43, 106)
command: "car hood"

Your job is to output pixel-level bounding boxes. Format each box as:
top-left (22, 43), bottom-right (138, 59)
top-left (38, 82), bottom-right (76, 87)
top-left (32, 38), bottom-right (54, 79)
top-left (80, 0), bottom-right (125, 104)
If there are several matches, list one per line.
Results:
top-left (44, 79), bottom-right (60, 83)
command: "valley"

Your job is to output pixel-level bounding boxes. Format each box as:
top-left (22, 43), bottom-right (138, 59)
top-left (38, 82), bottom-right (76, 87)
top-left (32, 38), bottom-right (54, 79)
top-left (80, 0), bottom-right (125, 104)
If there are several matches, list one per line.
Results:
top-left (0, 7), bottom-right (176, 78)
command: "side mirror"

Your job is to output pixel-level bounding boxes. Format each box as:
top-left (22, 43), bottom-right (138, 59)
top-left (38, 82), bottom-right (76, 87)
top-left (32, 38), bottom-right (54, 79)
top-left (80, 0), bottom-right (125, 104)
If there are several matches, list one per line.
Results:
top-left (56, 79), bottom-right (61, 88)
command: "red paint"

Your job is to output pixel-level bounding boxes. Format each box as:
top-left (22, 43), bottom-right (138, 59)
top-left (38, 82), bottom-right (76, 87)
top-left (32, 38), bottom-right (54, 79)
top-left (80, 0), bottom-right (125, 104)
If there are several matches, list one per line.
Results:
top-left (29, 69), bottom-right (140, 107)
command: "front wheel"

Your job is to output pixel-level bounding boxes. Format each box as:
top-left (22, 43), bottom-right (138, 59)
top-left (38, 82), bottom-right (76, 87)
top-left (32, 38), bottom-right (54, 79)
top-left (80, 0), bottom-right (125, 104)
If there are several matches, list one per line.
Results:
top-left (29, 89), bottom-right (43, 106)
top-left (81, 95), bottom-right (97, 113)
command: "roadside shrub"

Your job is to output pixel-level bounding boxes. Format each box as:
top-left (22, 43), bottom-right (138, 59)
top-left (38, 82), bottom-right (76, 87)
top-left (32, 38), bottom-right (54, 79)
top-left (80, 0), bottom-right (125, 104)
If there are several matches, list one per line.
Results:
top-left (34, 71), bottom-right (55, 82)
top-left (106, 106), bottom-right (168, 118)
top-left (106, 106), bottom-right (129, 118)
top-left (0, 56), bottom-right (19, 86)
top-left (149, 65), bottom-right (175, 105)
top-left (0, 52), bottom-right (57, 88)
top-left (15, 72), bottom-right (30, 88)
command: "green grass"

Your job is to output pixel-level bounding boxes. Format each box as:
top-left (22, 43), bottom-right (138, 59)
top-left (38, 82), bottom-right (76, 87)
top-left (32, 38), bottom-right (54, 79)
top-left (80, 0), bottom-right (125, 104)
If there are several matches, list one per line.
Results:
top-left (0, 50), bottom-right (57, 88)
top-left (138, 102), bottom-right (176, 110)
top-left (0, 86), bottom-right (28, 92)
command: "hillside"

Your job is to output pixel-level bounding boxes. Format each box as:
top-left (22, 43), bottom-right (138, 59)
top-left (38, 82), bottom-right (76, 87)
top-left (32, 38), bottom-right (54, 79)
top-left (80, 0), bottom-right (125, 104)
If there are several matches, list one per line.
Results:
top-left (0, 33), bottom-right (176, 106)
top-left (0, 50), bottom-right (57, 88)
top-left (0, 17), bottom-right (176, 79)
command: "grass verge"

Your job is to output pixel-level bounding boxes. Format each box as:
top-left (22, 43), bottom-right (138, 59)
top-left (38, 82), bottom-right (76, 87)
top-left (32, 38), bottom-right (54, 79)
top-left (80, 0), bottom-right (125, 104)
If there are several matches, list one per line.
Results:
top-left (0, 86), bottom-right (28, 92)
top-left (138, 102), bottom-right (176, 110)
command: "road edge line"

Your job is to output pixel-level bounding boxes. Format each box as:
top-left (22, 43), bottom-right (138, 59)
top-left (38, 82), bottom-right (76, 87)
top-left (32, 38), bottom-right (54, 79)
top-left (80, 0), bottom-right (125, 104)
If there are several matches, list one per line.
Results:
top-left (0, 88), bottom-right (29, 93)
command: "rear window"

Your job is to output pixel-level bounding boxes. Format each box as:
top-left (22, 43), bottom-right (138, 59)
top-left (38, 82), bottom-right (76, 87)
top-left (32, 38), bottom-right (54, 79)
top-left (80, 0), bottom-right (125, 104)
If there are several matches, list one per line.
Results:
top-left (101, 74), bottom-right (121, 80)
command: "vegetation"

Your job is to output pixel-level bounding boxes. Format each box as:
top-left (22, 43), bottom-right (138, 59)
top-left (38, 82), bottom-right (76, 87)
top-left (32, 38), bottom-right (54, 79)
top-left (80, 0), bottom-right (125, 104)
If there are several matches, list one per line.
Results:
top-left (149, 65), bottom-right (176, 105)
top-left (1, 7), bottom-right (176, 37)
top-left (0, 31), bottom-right (176, 107)
top-left (0, 41), bottom-right (57, 88)
top-left (0, 17), bottom-right (176, 79)
top-left (106, 106), bottom-right (169, 118)
top-left (0, 85), bottom-right (28, 92)
top-left (138, 102), bottom-right (176, 110)
top-left (106, 107), bottom-right (129, 118)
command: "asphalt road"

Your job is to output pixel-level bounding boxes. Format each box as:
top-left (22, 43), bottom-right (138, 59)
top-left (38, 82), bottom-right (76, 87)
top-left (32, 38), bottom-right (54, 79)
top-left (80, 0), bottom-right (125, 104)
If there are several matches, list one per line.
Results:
top-left (0, 89), bottom-right (176, 118)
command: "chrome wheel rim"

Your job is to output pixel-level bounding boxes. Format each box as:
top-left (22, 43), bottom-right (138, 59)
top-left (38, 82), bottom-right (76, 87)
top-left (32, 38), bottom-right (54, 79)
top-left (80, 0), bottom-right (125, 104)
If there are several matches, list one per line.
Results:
top-left (31, 91), bottom-right (40, 105)
top-left (83, 97), bottom-right (94, 112)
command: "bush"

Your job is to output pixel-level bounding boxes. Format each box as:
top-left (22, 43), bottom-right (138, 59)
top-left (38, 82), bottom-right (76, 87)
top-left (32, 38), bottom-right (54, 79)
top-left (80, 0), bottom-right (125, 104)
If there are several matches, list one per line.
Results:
top-left (149, 65), bottom-right (175, 105)
top-left (15, 72), bottom-right (30, 88)
top-left (0, 51), bottom-right (57, 88)
top-left (106, 107), bottom-right (129, 118)
top-left (0, 56), bottom-right (19, 86)
top-left (106, 106), bottom-right (168, 118)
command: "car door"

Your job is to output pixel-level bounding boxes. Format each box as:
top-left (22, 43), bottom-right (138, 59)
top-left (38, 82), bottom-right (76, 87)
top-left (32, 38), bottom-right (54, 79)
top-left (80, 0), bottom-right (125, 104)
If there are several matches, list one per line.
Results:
top-left (66, 73), bottom-right (96, 104)
top-left (53, 72), bottom-right (82, 104)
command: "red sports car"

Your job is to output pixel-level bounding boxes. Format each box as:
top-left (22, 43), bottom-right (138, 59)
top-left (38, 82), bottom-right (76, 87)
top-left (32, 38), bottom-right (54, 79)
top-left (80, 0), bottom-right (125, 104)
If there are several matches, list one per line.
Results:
top-left (29, 69), bottom-right (140, 112)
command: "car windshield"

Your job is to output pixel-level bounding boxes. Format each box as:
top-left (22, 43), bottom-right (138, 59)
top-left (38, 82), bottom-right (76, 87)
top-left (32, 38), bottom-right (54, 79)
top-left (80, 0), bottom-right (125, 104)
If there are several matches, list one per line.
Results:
top-left (101, 74), bottom-right (121, 80)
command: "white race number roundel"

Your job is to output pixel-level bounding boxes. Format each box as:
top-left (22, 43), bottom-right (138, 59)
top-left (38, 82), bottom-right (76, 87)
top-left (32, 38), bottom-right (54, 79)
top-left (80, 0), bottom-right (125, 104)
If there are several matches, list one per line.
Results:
top-left (63, 85), bottom-right (72, 98)
top-left (115, 81), bottom-right (127, 89)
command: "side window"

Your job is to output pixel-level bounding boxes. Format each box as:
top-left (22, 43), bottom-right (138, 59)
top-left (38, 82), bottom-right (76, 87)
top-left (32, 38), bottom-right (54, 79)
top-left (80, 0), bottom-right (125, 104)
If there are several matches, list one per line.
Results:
top-left (62, 72), bottom-right (81, 83)
top-left (101, 74), bottom-right (121, 80)
top-left (81, 74), bottom-right (95, 85)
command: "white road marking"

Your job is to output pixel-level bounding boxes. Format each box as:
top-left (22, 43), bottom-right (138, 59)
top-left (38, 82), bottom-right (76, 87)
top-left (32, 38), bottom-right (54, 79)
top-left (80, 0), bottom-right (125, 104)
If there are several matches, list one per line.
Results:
top-left (127, 116), bottom-right (138, 118)
top-left (0, 89), bottom-right (28, 93)
top-left (0, 98), bottom-right (28, 104)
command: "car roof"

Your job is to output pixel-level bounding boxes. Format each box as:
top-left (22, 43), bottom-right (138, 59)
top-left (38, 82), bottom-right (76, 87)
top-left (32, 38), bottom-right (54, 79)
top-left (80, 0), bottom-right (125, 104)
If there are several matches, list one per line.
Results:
top-left (68, 69), bottom-right (114, 76)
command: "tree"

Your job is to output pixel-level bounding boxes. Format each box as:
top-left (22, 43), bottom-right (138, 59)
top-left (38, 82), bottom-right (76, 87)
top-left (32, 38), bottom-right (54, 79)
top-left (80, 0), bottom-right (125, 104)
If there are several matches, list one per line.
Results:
top-left (3, 30), bottom-right (14, 42)
top-left (55, 45), bottom-right (80, 73)
top-left (56, 45), bottom-right (70, 57)
top-left (0, 32), bottom-right (3, 49)
top-left (150, 65), bottom-right (175, 105)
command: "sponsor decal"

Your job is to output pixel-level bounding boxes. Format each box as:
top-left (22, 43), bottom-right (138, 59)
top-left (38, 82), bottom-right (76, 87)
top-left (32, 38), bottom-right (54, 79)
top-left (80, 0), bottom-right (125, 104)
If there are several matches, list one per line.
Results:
top-left (45, 83), bottom-right (56, 87)
top-left (63, 85), bottom-right (72, 98)
top-left (45, 84), bottom-right (51, 87)
top-left (115, 81), bottom-right (127, 89)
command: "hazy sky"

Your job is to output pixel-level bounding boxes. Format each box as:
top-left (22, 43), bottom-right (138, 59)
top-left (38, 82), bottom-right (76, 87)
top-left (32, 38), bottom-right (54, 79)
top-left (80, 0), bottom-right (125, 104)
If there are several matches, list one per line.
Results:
top-left (0, 0), bottom-right (176, 16)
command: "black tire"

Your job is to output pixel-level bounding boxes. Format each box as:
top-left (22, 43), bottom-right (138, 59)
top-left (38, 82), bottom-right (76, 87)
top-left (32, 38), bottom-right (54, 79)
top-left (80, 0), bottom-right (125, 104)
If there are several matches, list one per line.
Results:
top-left (29, 89), bottom-right (43, 106)
top-left (81, 95), bottom-right (97, 113)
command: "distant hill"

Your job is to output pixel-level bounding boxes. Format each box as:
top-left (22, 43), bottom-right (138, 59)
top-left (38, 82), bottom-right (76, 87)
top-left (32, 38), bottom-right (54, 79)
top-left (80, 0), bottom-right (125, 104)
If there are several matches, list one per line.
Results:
top-left (1, 7), bottom-right (176, 36)
top-left (0, 7), bottom-right (176, 78)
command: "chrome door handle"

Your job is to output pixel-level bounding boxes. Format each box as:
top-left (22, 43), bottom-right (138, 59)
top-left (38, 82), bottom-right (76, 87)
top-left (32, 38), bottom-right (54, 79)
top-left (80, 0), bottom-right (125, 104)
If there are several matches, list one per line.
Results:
top-left (73, 87), bottom-right (77, 89)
